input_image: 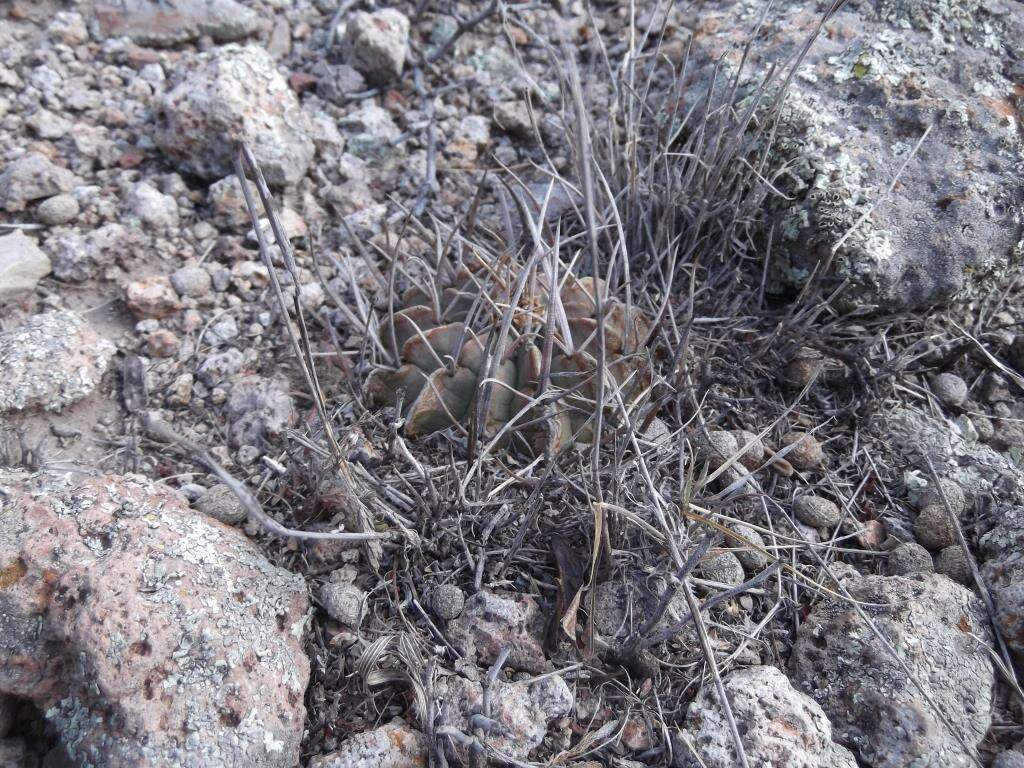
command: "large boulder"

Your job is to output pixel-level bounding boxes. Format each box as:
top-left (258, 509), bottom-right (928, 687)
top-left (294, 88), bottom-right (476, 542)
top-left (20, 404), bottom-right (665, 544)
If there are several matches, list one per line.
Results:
top-left (155, 45), bottom-right (314, 185)
top-left (674, 665), bottom-right (856, 768)
top-left (688, 0), bottom-right (1024, 308)
top-left (0, 471), bottom-right (310, 768)
top-left (0, 311), bottom-right (115, 414)
top-left (789, 573), bottom-right (994, 767)
top-left (91, 0), bottom-right (260, 47)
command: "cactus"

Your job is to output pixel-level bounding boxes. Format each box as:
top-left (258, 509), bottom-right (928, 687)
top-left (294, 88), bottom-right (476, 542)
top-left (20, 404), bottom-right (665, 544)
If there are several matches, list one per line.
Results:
top-left (367, 265), bottom-right (651, 452)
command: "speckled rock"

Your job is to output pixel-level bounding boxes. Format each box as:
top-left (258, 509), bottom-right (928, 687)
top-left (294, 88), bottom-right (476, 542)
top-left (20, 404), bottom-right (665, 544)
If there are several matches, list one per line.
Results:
top-left (790, 573), bottom-right (993, 767)
top-left (318, 582), bottom-right (365, 627)
top-left (128, 182), bottom-right (179, 230)
top-left (448, 590), bottom-right (549, 673)
top-left (0, 230), bottom-right (51, 302)
top-left (169, 265), bottom-right (212, 299)
top-left (794, 494), bottom-right (843, 528)
top-left (193, 483), bottom-right (246, 524)
top-left (781, 432), bottom-right (826, 470)
top-left (674, 665), bottom-right (856, 768)
top-left (91, 0), bottom-right (260, 46)
top-left (0, 471), bottom-right (309, 768)
top-left (730, 522), bottom-right (768, 572)
top-left (0, 153), bottom-right (78, 212)
top-left (730, 429), bottom-right (766, 470)
top-left (37, 194), bottom-right (79, 226)
top-left (45, 223), bottom-right (137, 284)
top-left (225, 374), bottom-right (297, 449)
top-left (430, 584), bottom-right (465, 620)
top-left (696, 551), bottom-right (745, 587)
top-left (308, 721), bottom-right (427, 768)
top-left (886, 542), bottom-right (933, 576)
top-left (341, 9), bottom-right (410, 84)
top-left (156, 45), bottom-right (314, 185)
top-left (695, 430), bottom-right (738, 469)
top-left (438, 673), bottom-right (573, 761)
top-left (931, 373), bottom-right (969, 408)
top-left (914, 503), bottom-right (958, 550)
top-left (0, 312), bottom-right (115, 414)
top-left (993, 751), bottom-right (1024, 768)
top-left (935, 546), bottom-right (972, 586)
top-left (689, 0), bottom-right (1024, 308)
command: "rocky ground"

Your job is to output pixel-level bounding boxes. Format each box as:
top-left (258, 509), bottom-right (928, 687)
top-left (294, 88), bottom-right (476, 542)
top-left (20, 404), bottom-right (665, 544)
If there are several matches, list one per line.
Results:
top-left (1, 0), bottom-right (1024, 767)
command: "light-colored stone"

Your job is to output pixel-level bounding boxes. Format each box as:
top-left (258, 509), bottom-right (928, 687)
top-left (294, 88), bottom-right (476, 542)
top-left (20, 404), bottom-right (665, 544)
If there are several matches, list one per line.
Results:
top-left (46, 223), bottom-right (136, 284)
top-left (128, 182), bottom-right (179, 230)
top-left (675, 666), bottom-right (856, 768)
top-left (194, 483), bottom-right (247, 524)
top-left (0, 471), bottom-right (309, 768)
top-left (170, 265), bottom-right (212, 299)
top-left (790, 573), bottom-right (993, 767)
top-left (0, 311), bottom-right (114, 413)
top-left (0, 230), bottom-right (51, 302)
top-left (91, 0), bottom-right (260, 46)
top-left (318, 582), bottom-right (365, 627)
top-left (156, 45), bottom-right (314, 185)
top-left (341, 10), bottom-right (410, 84)
top-left (793, 495), bottom-right (842, 528)
top-left (308, 721), bottom-right (427, 768)
top-left (37, 194), bottom-right (79, 226)
top-left (125, 276), bottom-right (181, 319)
top-left (0, 153), bottom-right (78, 212)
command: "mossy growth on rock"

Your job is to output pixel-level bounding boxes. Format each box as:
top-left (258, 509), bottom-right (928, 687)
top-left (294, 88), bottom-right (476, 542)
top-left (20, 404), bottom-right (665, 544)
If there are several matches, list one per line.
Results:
top-left (366, 264), bottom-right (651, 452)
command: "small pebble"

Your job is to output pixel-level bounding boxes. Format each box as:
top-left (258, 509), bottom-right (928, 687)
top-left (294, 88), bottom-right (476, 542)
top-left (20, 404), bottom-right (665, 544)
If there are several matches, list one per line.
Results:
top-left (695, 430), bottom-right (738, 469)
top-left (886, 542), bottom-right (933, 576)
top-left (793, 495), bottom-right (842, 528)
top-left (37, 193), bottom-right (79, 225)
top-left (913, 503), bottom-right (957, 551)
top-left (730, 429), bottom-right (765, 470)
top-left (935, 545), bottom-right (972, 586)
top-left (780, 432), bottom-right (825, 470)
top-left (696, 551), bottom-right (745, 587)
top-left (195, 483), bottom-right (247, 524)
top-left (931, 372), bottom-right (968, 407)
top-left (918, 479), bottom-right (967, 516)
top-left (729, 522), bottom-right (768, 572)
top-left (147, 329), bottom-right (180, 358)
top-left (170, 265), bottom-right (212, 298)
top-left (431, 584), bottom-right (465, 620)
top-left (319, 582), bottom-right (366, 626)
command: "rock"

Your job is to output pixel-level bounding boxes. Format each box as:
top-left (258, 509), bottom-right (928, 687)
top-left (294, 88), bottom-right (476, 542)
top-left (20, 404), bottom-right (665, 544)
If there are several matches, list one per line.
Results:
top-left (430, 584), bottom-right (465, 620)
top-left (448, 590), bottom-right (549, 673)
top-left (695, 430), bottom-right (737, 469)
top-left (339, 104), bottom-right (401, 164)
top-left (696, 551), bottom-right (744, 587)
top-left (688, 0), bottom-right (1023, 309)
top-left (91, 0), bottom-right (260, 46)
top-left (931, 373), bottom-right (969, 408)
top-left (146, 329), bottom-right (180, 358)
top-left (0, 739), bottom-right (35, 767)
top-left (994, 751), bottom-right (1024, 768)
top-left (979, 504), bottom-right (1024, 655)
top-left (438, 673), bottom-right (573, 761)
top-left (197, 348), bottom-right (245, 386)
top-left (247, 208), bottom-right (307, 244)
top-left (308, 721), bottom-right (427, 768)
top-left (0, 471), bottom-right (309, 767)
top-left (319, 582), bottom-right (365, 627)
top-left (730, 522), bottom-right (768, 572)
top-left (730, 429), bottom-right (765, 470)
top-left (225, 374), bottom-right (296, 448)
top-left (781, 432), bottom-right (825, 470)
top-left (36, 194), bottom-right (79, 226)
top-left (156, 45), bottom-right (314, 185)
top-left (0, 153), bottom-right (78, 212)
top-left (46, 223), bottom-right (135, 284)
top-left (674, 665), bottom-right (856, 768)
top-left (125, 276), bottom-right (181, 319)
top-left (935, 546), bottom-right (972, 586)
top-left (917, 479), bottom-right (968, 517)
top-left (493, 100), bottom-right (533, 138)
top-left (914, 504), bottom-right (957, 551)
top-left (314, 62), bottom-right (367, 104)
top-left (0, 312), bottom-right (115, 414)
top-left (208, 175), bottom-right (253, 228)
top-left (128, 182), bottom-right (179, 230)
top-left (794, 495), bottom-right (842, 528)
top-left (790, 573), bottom-right (993, 767)
top-left (170, 265), bottom-right (212, 299)
top-left (886, 543), bottom-right (933, 576)
top-left (0, 231), bottom-right (51, 302)
top-left (341, 10), bottom-right (410, 84)
top-left (194, 483), bottom-right (247, 524)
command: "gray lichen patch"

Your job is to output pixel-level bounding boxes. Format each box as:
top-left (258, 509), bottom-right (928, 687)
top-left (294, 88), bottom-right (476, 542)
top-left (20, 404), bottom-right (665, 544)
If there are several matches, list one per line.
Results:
top-left (688, 0), bottom-right (1024, 308)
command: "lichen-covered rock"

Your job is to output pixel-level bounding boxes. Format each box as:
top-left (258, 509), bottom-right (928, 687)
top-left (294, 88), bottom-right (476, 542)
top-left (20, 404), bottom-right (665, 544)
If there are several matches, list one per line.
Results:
top-left (308, 721), bottom-right (427, 768)
top-left (689, 0), bottom-right (1024, 308)
top-left (0, 153), bottom-right (78, 212)
top-left (448, 591), bottom-right (549, 673)
top-left (0, 230), bottom-right (51, 302)
top-left (0, 311), bottom-right (115, 414)
top-left (156, 45), bottom-right (314, 185)
top-left (91, 0), bottom-right (260, 47)
top-left (674, 665), bottom-right (856, 768)
top-left (789, 573), bottom-right (993, 767)
top-left (437, 673), bottom-right (573, 761)
top-left (0, 471), bottom-right (310, 768)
